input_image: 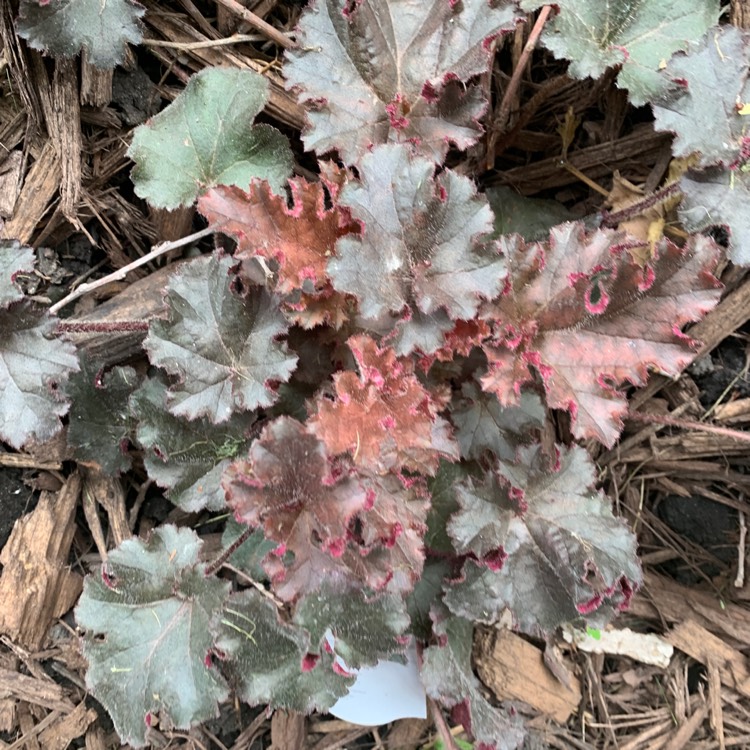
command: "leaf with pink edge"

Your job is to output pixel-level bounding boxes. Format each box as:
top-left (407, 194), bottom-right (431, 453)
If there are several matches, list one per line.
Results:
top-left (284, 0), bottom-right (520, 163)
top-left (479, 224), bottom-right (722, 446)
top-left (443, 444), bottom-right (642, 635)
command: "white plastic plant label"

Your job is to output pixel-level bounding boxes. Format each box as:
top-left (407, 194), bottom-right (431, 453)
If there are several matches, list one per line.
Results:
top-left (328, 636), bottom-right (427, 725)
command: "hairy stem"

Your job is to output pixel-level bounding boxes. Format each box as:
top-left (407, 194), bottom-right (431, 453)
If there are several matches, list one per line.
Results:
top-left (599, 181), bottom-right (682, 227)
top-left (56, 320), bottom-right (150, 334)
top-left (204, 524), bottom-right (254, 577)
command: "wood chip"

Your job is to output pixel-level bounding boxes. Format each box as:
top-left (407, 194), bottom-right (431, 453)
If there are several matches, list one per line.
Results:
top-left (384, 719), bottom-right (430, 750)
top-left (0, 473), bottom-right (83, 649)
top-left (666, 619), bottom-right (750, 700)
top-left (0, 667), bottom-right (74, 713)
top-left (1, 140), bottom-right (61, 244)
top-left (707, 658), bottom-right (726, 750)
top-left (38, 701), bottom-right (97, 750)
top-left (0, 150), bottom-right (24, 218)
top-left (474, 627), bottom-right (581, 724)
top-left (269, 710), bottom-right (306, 750)
top-left (629, 571), bottom-right (750, 645)
top-left (663, 702), bottom-right (708, 750)
top-left (82, 469), bottom-right (132, 547)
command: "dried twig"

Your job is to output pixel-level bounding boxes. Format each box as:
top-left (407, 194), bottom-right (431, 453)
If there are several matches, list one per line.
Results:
top-left (49, 226), bottom-right (215, 315)
top-left (735, 510), bottom-right (746, 588)
top-left (213, 0), bottom-right (296, 50)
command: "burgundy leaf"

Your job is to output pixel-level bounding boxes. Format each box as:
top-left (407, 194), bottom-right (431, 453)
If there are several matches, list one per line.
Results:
top-left (479, 224), bottom-right (722, 446)
top-left (444, 444), bottom-right (642, 634)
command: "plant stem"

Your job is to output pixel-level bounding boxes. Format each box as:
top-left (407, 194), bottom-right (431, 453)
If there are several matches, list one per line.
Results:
top-left (56, 320), bottom-right (150, 334)
top-left (428, 698), bottom-right (461, 750)
top-left (599, 181), bottom-right (682, 227)
top-left (204, 524), bottom-right (254, 577)
top-left (213, 0), bottom-right (296, 50)
top-left (49, 226), bottom-right (215, 315)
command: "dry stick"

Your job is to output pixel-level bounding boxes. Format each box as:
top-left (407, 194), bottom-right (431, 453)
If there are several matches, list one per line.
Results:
top-left (735, 510), bottom-right (746, 589)
top-left (213, 0), bottom-right (296, 50)
top-left (141, 34), bottom-right (261, 51)
top-left (627, 410), bottom-right (750, 444)
top-left (491, 6), bottom-right (552, 139)
top-left (48, 226), bottom-right (216, 315)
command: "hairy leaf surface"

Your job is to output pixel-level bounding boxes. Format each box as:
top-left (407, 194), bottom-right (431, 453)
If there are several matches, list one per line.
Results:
top-left (214, 589), bottom-right (353, 712)
top-left (444, 444), bottom-right (641, 634)
top-left (678, 167), bottom-right (750, 266)
top-left (356, 473), bottom-right (430, 594)
top-left (450, 381), bottom-right (544, 461)
top-left (0, 304), bottom-right (79, 449)
top-left (425, 461), bottom-right (474, 555)
top-left (224, 417), bottom-right (370, 600)
top-left (294, 583), bottom-right (410, 669)
top-left (480, 224), bottom-right (722, 446)
top-left (129, 68), bottom-right (293, 209)
top-left (652, 27), bottom-right (750, 264)
top-left (67, 354), bottom-right (139, 475)
top-left (145, 254), bottom-right (297, 423)
top-left (17, 0), bottom-right (144, 68)
top-left (284, 0), bottom-right (519, 163)
top-left (653, 26), bottom-right (750, 168)
top-left (309, 335), bottom-right (459, 475)
top-left (75, 526), bottom-right (230, 747)
top-left (522, 0), bottom-right (719, 105)
top-left (0, 241), bottom-right (34, 308)
top-left (421, 609), bottom-right (526, 750)
top-left (131, 378), bottom-right (255, 511)
top-left (329, 145), bottom-right (505, 352)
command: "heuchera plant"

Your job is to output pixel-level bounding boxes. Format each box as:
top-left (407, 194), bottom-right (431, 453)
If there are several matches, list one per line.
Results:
top-left (3, 0), bottom-right (738, 747)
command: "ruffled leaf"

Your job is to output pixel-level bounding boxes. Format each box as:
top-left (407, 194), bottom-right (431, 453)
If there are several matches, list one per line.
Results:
top-left (309, 334), bottom-right (459, 475)
top-left (66, 354), bottom-right (139, 475)
top-left (214, 589), bottom-right (353, 713)
top-left (144, 254), bottom-right (297, 423)
top-left (652, 27), bottom-right (750, 264)
top-left (480, 224), bottom-right (722, 446)
top-left (0, 240), bottom-right (35, 308)
top-left (0, 303), bottom-right (79, 449)
top-left (449, 381), bottom-right (544, 462)
top-left (129, 68), bottom-right (293, 209)
top-left (294, 582), bottom-right (410, 669)
top-left (284, 0), bottom-right (519, 163)
top-left (522, 0), bottom-right (719, 106)
top-left (17, 0), bottom-right (144, 68)
top-left (444, 444), bottom-right (642, 634)
top-left (199, 177), bottom-right (359, 295)
top-left (223, 417), bottom-right (371, 601)
top-left (75, 526), bottom-right (230, 747)
top-left (421, 608), bottom-right (526, 750)
top-left (329, 144), bottom-right (505, 353)
top-left (131, 377), bottom-right (255, 511)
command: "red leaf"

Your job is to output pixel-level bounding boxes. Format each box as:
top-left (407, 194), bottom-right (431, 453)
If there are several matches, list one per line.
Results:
top-left (309, 335), bottom-right (459, 475)
top-left (199, 177), bottom-right (359, 295)
top-left (223, 417), bottom-right (370, 600)
top-left (479, 225), bottom-right (722, 446)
